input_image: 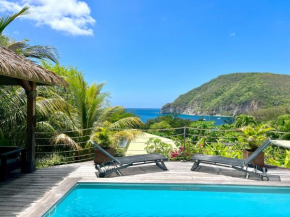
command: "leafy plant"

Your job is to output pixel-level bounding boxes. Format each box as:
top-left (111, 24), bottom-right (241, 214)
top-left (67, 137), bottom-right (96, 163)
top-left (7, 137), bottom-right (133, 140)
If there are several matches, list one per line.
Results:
top-left (148, 121), bottom-right (173, 136)
top-left (234, 114), bottom-right (257, 128)
top-left (36, 154), bottom-right (67, 168)
top-left (145, 138), bottom-right (174, 158)
top-left (114, 148), bottom-right (125, 157)
top-left (91, 128), bottom-right (112, 149)
top-left (238, 124), bottom-right (273, 151)
top-left (271, 115), bottom-right (290, 140)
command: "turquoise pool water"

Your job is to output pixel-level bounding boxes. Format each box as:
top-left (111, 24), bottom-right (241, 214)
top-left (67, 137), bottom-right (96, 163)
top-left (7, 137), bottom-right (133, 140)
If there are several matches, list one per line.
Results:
top-left (44, 183), bottom-right (290, 217)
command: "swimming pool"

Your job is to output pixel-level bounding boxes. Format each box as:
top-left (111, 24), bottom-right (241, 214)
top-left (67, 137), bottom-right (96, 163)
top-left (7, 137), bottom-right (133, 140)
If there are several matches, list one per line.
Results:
top-left (44, 183), bottom-right (290, 217)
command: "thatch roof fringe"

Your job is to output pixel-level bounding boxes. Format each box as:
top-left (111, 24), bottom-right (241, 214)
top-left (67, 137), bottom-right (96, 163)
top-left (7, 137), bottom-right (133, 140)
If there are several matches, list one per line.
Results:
top-left (0, 46), bottom-right (68, 87)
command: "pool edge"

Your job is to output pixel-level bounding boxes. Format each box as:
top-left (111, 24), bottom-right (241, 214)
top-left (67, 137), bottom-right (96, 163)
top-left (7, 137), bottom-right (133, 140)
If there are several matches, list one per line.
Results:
top-left (21, 180), bottom-right (290, 217)
top-left (18, 177), bottom-right (81, 217)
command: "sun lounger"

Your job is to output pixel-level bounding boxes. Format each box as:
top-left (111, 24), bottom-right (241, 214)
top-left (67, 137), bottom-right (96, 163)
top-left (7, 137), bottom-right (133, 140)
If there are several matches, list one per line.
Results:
top-left (0, 146), bottom-right (26, 181)
top-left (91, 141), bottom-right (168, 177)
top-left (190, 139), bottom-right (271, 181)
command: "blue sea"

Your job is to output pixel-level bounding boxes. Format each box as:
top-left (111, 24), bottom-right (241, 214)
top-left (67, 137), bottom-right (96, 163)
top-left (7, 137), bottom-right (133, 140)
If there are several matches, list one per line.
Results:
top-left (126, 108), bottom-right (233, 125)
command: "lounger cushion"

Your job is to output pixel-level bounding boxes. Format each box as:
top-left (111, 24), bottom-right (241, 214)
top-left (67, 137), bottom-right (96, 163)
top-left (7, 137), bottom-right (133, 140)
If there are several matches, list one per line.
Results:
top-left (116, 154), bottom-right (167, 165)
top-left (191, 154), bottom-right (244, 167)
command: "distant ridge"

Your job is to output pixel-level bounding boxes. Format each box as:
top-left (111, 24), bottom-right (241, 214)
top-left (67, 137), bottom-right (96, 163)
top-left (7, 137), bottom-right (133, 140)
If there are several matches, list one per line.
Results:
top-left (161, 73), bottom-right (290, 116)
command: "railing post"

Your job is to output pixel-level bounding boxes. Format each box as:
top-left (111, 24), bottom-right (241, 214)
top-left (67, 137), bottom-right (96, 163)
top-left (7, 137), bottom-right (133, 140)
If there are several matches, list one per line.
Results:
top-left (182, 126), bottom-right (186, 161)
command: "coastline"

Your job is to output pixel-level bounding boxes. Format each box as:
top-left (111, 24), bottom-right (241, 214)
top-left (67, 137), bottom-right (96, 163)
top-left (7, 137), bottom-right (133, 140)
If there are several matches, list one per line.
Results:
top-left (161, 112), bottom-right (234, 118)
top-left (126, 108), bottom-right (233, 124)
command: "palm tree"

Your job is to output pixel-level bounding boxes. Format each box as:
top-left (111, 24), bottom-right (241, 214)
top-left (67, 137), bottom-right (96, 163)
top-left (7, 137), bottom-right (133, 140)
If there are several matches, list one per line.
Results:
top-left (0, 85), bottom-right (68, 144)
top-left (32, 64), bottom-right (142, 149)
top-left (49, 70), bottom-right (143, 148)
top-left (0, 62), bottom-right (142, 164)
top-left (0, 6), bottom-right (141, 161)
top-left (0, 7), bottom-right (62, 143)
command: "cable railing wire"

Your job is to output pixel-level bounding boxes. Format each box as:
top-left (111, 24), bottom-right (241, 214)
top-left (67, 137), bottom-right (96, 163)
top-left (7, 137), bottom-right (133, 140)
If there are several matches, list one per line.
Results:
top-left (27, 126), bottom-right (290, 168)
top-left (34, 126), bottom-right (290, 135)
top-left (36, 147), bottom-right (94, 154)
top-left (36, 134), bottom-right (91, 140)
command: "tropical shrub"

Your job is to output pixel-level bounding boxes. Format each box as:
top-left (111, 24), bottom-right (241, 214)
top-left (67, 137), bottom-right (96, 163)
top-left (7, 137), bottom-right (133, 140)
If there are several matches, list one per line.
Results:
top-left (145, 138), bottom-right (174, 158)
top-left (148, 121), bottom-right (173, 137)
top-left (271, 115), bottom-right (290, 140)
top-left (114, 148), bottom-right (125, 157)
top-left (91, 128), bottom-right (112, 149)
top-left (234, 114), bottom-right (257, 128)
top-left (36, 154), bottom-right (67, 168)
top-left (238, 124), bottom-right (273, 150)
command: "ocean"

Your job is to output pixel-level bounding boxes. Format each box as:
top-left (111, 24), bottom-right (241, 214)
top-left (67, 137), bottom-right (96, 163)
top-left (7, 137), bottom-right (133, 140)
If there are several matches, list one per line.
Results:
top-left (126, 108), bottom-right (233, 125)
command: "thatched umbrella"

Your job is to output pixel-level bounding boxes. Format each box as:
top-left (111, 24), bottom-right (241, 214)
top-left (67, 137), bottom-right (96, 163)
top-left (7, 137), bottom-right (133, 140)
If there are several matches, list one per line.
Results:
top-left (0, 46), bottom-right (67, 86)
top-left (0, 46), bottom-right (68, 172)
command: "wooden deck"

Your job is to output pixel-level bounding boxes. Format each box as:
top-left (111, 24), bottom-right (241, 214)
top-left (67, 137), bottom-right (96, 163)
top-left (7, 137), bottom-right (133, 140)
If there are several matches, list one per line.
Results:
top-left (1, 161), bottom-right (290, 217)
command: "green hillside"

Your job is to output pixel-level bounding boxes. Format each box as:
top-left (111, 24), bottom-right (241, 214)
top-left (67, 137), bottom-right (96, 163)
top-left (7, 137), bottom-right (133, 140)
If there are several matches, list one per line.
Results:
top-left (161, 73), bottom-right (290, 116)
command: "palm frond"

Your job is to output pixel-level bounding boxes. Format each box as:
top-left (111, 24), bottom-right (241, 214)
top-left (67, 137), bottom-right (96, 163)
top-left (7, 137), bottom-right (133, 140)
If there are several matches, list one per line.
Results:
top-left (7, 41), bottom-right (27, 52)
top-left (0, 6), bottom-right (29, 35)
top-left (0, 35), bottom-right (13, 46)
top-left (114, 129), bottom-right (142, 141)
top-left (23, 45), bottom-right (59, 63)
top-left (48, 111), bottom-right (79, 133)
top-left (52, 133), bottom-right (82, 150)
top-left (94, 106), bottom-right (123, 127)
top-left (108, 117), bottom-right (143, 130)
top-left (36, 97), bottom-right (69, 118)
top-left (36, 121), bottom-right (56, 133)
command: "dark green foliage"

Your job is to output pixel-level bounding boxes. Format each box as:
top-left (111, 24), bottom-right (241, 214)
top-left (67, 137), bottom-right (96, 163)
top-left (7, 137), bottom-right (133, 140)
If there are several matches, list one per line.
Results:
top-left (144, 114), bottom-right (192, 129)
top-left (114, 148), bottom-right (125, 157)
top-left (162, 73), bottom-right (290, 116)
top-left (105, 107), bottom-right (137, 123)
top-left (251, 105), bottom-right (290, 121)
top-left (143, 114), bottom-right (193, 137)
top-left (270, 115), bottom-right (290, 140)
top-left (92, 128), bottom-right (111, 149)
top-left (234, 114), bottom-right (257, 128)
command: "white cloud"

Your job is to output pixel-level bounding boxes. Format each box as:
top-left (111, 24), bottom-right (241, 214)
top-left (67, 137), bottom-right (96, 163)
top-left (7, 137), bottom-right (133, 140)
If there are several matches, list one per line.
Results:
top-left (0, 0), bottom-right (95, 36)
top-left (230, 33), bottom-right (236, 37)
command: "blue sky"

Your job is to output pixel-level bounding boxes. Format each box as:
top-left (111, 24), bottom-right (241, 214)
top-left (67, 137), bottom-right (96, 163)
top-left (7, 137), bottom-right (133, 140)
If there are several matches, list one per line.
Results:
top-left (1, 0), bottom-right (290, 108)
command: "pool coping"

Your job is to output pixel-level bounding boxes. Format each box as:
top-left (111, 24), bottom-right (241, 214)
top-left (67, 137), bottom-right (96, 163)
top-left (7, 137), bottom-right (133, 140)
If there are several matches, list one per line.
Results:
top-left (20, 178), bottom-right (290, 217)
top-left (18, 177), bottom-right (81, 217)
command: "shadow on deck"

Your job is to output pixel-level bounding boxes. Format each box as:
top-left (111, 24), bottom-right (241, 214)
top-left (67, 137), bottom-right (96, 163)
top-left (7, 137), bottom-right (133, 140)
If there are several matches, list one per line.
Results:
top-left (0, 165), bottom-right (79, 217)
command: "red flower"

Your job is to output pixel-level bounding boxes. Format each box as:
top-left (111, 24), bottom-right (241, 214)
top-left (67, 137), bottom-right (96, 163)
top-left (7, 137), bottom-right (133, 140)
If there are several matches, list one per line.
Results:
top-left (171, 150), bottom-right (179, 158)
top-left (179, 147), bottom-right (184, 152)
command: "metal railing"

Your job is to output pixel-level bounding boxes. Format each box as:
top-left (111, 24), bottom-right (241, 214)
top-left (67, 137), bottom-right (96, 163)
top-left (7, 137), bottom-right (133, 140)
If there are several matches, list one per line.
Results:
top-left (5, 126), bottom-right (290, 168)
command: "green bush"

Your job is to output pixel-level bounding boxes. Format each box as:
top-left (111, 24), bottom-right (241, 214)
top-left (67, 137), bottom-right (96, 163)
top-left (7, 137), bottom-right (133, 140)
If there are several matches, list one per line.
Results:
top-left (36, 154), bottom-right (67, 168)
top-left (145, 138), bottom-right (174, 159)
top-left (114, 148), bottom-right (125, 157)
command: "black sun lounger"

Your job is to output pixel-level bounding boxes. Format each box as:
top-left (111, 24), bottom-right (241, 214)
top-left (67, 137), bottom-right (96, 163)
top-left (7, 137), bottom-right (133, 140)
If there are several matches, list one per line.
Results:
top-left (190, 139), bottom-right (271, 181)
top-left (91, 141), bottom-right (168, 177)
